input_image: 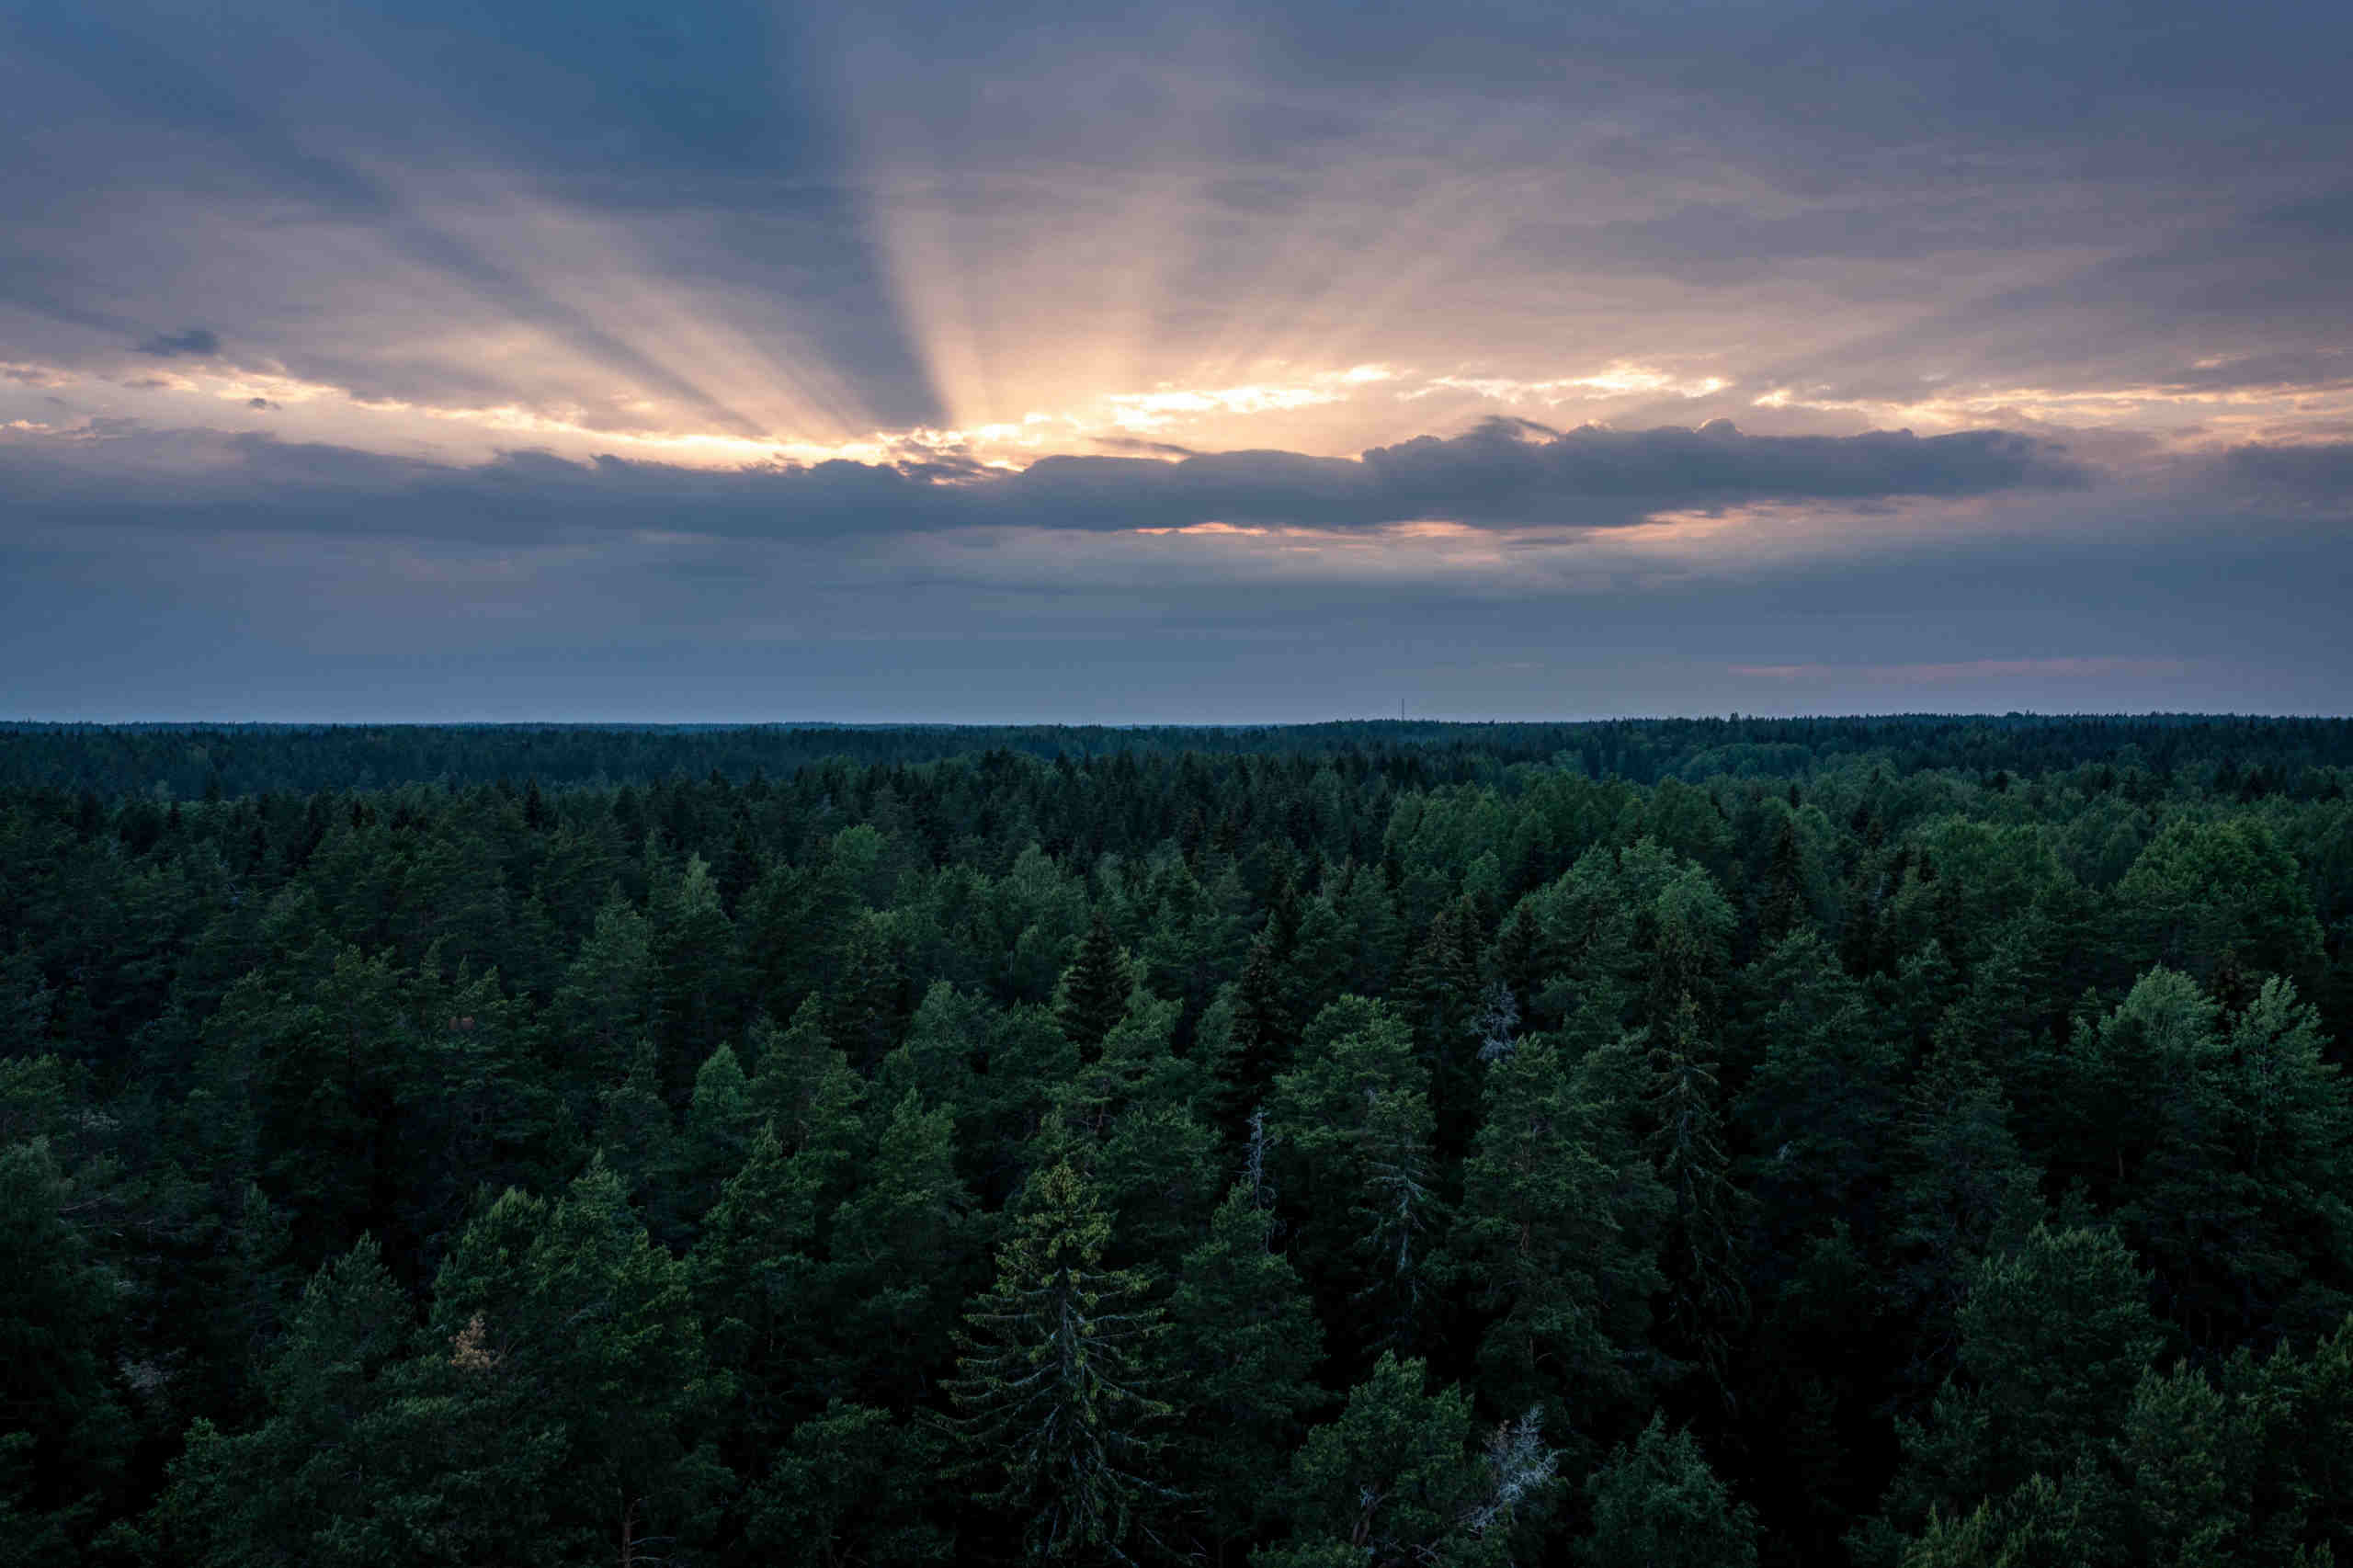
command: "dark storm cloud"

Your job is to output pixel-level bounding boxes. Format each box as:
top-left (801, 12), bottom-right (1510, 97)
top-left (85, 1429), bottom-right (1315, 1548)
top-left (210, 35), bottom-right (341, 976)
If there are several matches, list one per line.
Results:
top-left (0, 418), bottom-right (2089, 543)
top-left (134, 328), bottom-right (221, 358)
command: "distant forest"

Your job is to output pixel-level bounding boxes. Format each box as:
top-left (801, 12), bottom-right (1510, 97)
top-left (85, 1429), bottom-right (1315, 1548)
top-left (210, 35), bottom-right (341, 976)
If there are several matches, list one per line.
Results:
top-left (5, 716), bottom-right (2353, 1565)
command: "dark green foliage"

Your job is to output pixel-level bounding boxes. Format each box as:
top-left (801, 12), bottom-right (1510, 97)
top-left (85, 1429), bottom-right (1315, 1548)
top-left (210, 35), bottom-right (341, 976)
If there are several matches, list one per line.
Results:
top-left (1258, 1350), bottom-right (1558, 1568)
top-left (1455, 1036), bottom-right (1665, 1427)
top-left (1578, 1414), bottom-right (1760, 1568)
top-left (1647, 996), bottom-right (1748, 1385)
top-left (1056, 913), bottom-right (1135, 1055)
top-left (1864, 1223), bottom-right (2164, 1562)
top-left (746, 1401), bottom-right (955, 1566)
top-left (2, 718), bottom-right (2352, 1564)
top-left (1165, 1179), bottom-right (1328, 1556)
top-left (153, 1235), bottom-right (409, 1567)
top-left (0, 1140), bottom-right (133, 1560)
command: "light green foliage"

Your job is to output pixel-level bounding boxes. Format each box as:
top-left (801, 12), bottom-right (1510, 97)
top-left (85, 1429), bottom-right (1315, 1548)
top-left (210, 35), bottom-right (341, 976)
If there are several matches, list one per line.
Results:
top-left (2118, 817), bottom-right (2325, 983)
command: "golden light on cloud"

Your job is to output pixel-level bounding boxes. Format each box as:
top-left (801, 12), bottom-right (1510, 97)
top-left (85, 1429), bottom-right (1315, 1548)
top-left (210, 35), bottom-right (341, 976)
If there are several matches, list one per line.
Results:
top-left (1751, 377), bottom-right (2353, 442)
top-left (1410, 363), bottom-right (1732, 403)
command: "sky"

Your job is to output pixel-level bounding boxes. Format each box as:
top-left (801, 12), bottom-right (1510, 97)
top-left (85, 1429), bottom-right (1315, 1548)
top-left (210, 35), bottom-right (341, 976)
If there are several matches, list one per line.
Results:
top-left (2, 0), bottom-right (2348, 722)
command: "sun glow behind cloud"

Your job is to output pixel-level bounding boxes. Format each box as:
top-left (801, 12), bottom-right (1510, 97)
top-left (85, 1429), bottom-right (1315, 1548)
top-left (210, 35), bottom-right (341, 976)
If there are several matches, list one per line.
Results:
top-left (2, 0), bottom-right (2347, 570)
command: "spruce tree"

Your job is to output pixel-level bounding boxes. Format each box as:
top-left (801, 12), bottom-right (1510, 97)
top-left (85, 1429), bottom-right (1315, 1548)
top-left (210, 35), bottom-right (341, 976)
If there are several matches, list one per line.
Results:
top-left (1647, 996), bottom-right (1747, 1386)
top-left (1218, 933), bottom-right (1293, 1129)
top-left (945, 1159), bottom-right (1171, 1563)
top-left (1056, 912), bottom-right (1135, 1056)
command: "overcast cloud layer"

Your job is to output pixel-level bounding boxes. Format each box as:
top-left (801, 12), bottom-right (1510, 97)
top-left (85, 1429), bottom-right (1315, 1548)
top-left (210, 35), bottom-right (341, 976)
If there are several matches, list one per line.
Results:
top-left (2, 0), bottom-right (2347, 719)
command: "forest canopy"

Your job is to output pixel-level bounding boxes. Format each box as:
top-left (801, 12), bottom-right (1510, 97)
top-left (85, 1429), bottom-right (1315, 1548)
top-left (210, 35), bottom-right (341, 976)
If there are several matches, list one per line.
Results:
top-left (4, 717), bottom-right (2353, 1565)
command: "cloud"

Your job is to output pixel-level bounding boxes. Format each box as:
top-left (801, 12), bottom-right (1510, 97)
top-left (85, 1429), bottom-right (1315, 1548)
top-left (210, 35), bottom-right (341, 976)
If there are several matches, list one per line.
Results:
top-left (134, 327), bottom-right (222, 358)
top-left (0, 418), bottom-right (2092, 544)
top-left (1355, 419), bottom-right (2088, 520)
top-left (2155, 352), bottom-right (2353, 394)
top-left (2218, 442), bottom-right (2353, 506)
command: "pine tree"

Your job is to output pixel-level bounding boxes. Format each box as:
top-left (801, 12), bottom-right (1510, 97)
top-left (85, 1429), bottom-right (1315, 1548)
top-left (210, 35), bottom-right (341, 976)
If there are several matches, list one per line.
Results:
top-left (1268, 995), bottom-right (1441, 1357)
top-left (676, 1042), bottom-right (759, 1233)
top-left (1578, 1414), bottom-right (1761, 1568)
top-left (1457, 1036), bottom-right (1665, 1427)
top-left (944, 1160), bottom-right (1172, 1563)
top-left (650, 854), bottom-right (737, 1096)
top-left (1164, 1180), bottom-right (1327, 1555)
top-left (693, 1062), bottom-right (864, 1427)
top-left (1353, 1083), bottom-right (1445, 1356)
top-left (0, 1140), bottom-right (133, 1558)
top-left (747, 1401), bottom-right (956, 1566)
top-left (1864, 1223), bottom-right (2162, 1563)
top-left (397, 1159), bottom-right (733, 1566)
top-left (1736, 928), bottom-right (1904, 1256)
top-left (1260, 1351), bottom-right (1557, 1568)
top-left (832, 1088), bottom-right (983, 1409)
top-left (1758, 814), bottom-right (1809, 946)
top-left (152, 1235), bottom-right (408, 1567)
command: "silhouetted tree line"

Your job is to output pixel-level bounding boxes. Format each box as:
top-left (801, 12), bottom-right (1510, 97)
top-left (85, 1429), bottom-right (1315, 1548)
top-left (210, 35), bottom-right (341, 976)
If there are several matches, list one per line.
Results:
top-left (4, 718), bottom-right (2353, 1564)
top-left (8, 712), bottom-right (2353, 801)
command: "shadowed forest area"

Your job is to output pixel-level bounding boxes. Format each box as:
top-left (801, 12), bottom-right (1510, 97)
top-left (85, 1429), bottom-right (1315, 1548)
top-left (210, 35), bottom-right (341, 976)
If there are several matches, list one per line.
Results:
top-left (6, 717), bottom-right (2353, 1565)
